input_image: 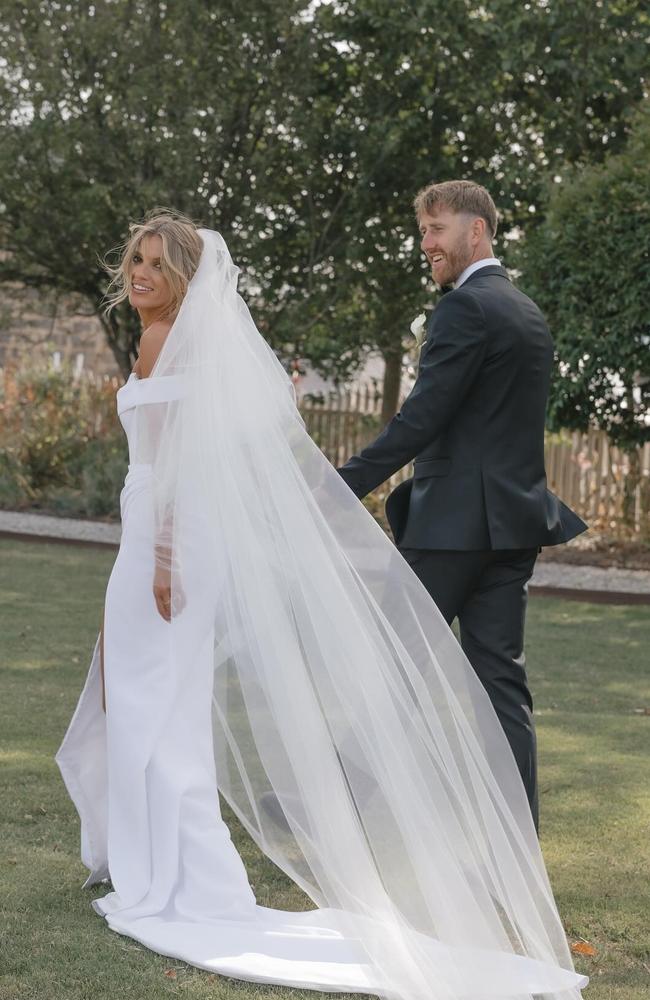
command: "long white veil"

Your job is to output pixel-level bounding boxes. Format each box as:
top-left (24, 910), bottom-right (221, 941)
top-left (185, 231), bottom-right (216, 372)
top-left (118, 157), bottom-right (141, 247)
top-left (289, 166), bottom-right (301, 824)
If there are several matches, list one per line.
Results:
top-left (134, 229), bottom-right (586, 1000)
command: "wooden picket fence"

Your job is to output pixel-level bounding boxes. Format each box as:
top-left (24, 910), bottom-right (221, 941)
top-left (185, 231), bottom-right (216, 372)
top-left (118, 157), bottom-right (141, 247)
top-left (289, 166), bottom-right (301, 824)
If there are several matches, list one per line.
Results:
top-left (299, 384), bottom-right (385, 469)
top-left (299, 388), bottom-right (650, 537)
top-left (545, 428), bottom-right (650, 537)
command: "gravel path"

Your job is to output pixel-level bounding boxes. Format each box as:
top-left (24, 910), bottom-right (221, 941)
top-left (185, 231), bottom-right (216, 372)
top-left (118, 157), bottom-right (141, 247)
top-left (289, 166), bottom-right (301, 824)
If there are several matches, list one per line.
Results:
top-left (0, 509), bottom-right (121, 545)
top-left (531, 560), bottom-right (650, 595)
top-left (1, 509), bottom-right (649, 596)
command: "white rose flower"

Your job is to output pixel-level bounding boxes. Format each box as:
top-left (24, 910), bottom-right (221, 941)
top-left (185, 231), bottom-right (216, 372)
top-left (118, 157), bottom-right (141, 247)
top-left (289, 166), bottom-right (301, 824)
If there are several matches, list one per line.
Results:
top-left (410, 312), bottom-right (427, 350)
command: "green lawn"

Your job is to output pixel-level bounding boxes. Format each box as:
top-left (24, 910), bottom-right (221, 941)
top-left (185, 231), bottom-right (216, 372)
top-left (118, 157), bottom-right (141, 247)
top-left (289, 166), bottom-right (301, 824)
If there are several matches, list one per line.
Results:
top-left (0, 538), bottom-right (648, 1000)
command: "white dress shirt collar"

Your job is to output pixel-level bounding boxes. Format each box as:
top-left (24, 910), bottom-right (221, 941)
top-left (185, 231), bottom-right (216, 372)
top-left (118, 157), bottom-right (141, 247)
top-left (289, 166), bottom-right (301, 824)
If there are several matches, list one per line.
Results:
top-left (454, 257), bottom-right (502, 289)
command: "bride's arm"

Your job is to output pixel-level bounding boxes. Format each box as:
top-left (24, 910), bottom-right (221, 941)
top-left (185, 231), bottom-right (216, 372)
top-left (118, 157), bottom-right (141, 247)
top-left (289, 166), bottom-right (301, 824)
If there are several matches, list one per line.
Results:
top-left (100, 607), bottom-right (106, 712)
top-left (134, 321), bottom-right (183, 622)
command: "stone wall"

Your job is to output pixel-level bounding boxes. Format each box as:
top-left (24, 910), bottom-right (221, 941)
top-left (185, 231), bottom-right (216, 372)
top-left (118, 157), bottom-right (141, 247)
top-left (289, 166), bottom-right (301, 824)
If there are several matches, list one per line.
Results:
top-left (0, 282), bottom-right (119, 377)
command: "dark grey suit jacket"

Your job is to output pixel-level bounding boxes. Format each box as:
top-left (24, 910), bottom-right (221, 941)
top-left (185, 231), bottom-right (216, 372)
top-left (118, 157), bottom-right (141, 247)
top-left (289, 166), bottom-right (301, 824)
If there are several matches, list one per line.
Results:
top-left (338, 265), bottom-right (587, 550)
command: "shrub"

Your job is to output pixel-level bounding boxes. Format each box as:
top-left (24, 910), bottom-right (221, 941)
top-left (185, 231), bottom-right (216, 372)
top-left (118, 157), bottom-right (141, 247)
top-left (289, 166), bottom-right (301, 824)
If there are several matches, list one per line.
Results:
top-left (0, 363), bottom-right (127, 519)
top-left (80, 438), bottom-right (128, 518)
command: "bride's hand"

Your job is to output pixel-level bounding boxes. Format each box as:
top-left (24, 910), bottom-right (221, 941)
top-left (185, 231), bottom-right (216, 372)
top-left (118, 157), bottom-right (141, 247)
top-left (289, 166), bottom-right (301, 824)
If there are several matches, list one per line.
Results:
top-left (153, 565), bottom-right (186, 622)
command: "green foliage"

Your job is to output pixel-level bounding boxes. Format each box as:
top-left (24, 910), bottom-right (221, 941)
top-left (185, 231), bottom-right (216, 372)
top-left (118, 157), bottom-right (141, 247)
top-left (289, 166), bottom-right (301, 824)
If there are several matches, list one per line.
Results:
top-left (263, 0), bottom-right (649, 384)
top-left (517, 101), bottom-right (650, 450)
top-left (0, 0), bottom-right (646, 405)
top-left (79, 439), bottom-right (127, 518)
top-left (0, 366), bottom-right (126, 517)
top-left (0, 0), bottom-right (316, 374)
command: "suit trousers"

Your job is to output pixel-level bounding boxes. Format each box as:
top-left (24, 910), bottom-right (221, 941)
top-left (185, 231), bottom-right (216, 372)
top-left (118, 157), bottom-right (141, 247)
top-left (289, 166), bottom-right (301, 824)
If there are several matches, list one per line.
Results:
top-left (400, 546), bottom-right (540, 831)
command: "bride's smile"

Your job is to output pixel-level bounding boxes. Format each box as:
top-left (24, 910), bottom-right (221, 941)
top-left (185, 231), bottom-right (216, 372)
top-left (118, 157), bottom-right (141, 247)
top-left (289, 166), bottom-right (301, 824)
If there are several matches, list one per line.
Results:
top-left (127, 234), bottom-right (173, 326)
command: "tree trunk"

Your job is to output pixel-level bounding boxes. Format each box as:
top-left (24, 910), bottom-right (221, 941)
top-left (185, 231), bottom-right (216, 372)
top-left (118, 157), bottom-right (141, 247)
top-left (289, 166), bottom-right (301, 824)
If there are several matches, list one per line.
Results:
top-left (99, 305), bottom-right (142, 380)
top-left (380, 348), bottom-right (402, 426)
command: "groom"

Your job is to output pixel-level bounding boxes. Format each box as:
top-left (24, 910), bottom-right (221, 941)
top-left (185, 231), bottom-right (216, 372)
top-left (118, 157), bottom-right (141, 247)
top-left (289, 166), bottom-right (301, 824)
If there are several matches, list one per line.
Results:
top-left (338, 180), bottom-right (587, 831)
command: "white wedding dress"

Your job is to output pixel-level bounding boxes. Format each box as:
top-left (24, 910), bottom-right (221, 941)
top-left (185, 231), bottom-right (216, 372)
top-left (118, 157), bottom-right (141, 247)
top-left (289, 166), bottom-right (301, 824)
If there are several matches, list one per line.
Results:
top-left (56, 373), bottom-right (383, 993)
top-left (57, 230), bottom-right (587, 1000)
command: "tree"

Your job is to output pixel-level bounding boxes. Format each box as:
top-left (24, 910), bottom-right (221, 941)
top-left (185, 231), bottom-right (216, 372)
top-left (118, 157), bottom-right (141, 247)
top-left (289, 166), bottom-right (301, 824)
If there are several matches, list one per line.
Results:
top-left (262, 0), bottom-right (649, 419)
top-left (516, 100), bottom-right (650, 453)
top-left (0, 0), bottom-right (326, 375)
top-left (1, 0), bottom-right (647, 413)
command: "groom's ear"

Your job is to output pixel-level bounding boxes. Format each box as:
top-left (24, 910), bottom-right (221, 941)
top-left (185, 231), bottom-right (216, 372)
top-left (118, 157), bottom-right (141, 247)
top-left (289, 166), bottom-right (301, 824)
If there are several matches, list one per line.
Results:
top-left (469, 216), bottom-right (486, 245)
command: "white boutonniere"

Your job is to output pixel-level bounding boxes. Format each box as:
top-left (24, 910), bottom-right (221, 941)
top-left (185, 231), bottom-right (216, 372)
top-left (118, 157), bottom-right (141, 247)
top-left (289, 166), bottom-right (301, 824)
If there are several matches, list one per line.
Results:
top-left (410, 312), bottom-right (427, 354)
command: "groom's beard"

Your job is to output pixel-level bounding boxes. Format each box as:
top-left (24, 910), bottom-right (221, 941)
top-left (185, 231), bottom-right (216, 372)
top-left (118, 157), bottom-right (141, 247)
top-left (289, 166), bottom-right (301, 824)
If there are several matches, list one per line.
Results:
top-left (431, 236), bottom-right (473, 288)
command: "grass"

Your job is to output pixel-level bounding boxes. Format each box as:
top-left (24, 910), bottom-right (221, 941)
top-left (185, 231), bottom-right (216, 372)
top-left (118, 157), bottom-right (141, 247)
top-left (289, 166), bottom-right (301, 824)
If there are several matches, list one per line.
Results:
top-left (0, 538), bottom-right (648, 1000)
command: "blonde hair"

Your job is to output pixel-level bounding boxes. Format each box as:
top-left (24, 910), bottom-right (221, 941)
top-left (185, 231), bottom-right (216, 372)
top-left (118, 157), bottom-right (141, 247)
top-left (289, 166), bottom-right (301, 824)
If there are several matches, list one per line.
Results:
top-left (103, 208), bottom-right (203, 319)
top-left (413, 180), bottom-right (498, 240)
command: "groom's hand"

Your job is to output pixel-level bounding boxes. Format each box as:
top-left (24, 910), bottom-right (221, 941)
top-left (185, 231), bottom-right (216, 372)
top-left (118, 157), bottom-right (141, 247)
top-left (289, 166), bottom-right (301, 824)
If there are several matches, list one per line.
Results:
top-left (336, 461), bottom-right (368, 500)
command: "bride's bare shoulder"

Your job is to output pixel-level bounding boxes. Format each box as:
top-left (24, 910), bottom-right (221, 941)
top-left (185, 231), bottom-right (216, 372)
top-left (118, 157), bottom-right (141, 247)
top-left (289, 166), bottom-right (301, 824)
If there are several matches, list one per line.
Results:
top-left (134, 320), bottom-right (173, 378)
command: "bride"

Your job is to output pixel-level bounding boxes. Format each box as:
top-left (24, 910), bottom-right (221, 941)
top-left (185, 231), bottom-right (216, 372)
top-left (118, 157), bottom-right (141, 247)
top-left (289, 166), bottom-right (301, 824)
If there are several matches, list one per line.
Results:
top-left (56, 210), bottom-right (587, 999)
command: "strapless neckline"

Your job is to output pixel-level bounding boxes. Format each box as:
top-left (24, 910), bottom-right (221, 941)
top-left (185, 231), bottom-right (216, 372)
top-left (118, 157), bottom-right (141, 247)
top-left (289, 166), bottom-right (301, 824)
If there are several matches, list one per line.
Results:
top-left (126, 372), bottom-right (178, 383)
top-left (118, 373), bottom-right (176, 392)
top-left (117, 372), bottom-right (186, 413)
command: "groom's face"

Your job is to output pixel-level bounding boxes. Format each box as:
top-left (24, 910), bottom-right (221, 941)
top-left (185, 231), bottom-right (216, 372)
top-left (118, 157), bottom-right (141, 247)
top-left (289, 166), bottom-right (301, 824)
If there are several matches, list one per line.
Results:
top-left (418, 208), bottom-right (474, 287)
